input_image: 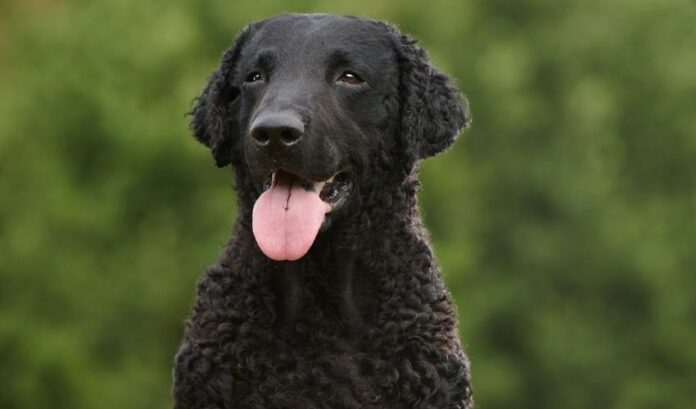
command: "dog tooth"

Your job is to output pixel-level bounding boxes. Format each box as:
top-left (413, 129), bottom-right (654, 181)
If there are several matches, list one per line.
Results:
top-left (313, 181), bottom-right (327, 193)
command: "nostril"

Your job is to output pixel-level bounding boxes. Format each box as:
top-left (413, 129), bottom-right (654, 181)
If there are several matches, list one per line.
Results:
top-left (252, 129), bottom-right (270, 146)
top-left (280, 128), bottom-right (301, 146)
top-left (249, 112), bottom-right (305, 148)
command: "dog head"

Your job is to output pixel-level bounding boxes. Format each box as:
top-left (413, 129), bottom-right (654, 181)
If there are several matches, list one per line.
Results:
top-left (190, 14), bottom-right (469, 261)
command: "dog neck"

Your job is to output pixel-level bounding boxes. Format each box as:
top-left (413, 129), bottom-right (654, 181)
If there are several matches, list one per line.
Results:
top-left (221, 170), bottom-right (441, 339)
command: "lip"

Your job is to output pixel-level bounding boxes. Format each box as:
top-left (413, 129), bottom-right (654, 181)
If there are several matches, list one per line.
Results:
top-left (262, 169), bottom-right (352, 212)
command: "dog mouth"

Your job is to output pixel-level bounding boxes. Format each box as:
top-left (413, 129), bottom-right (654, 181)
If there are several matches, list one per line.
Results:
top-left (252, 169), bottom-right (352, 261)
top-left (260, 170), bottom-right (352, 211)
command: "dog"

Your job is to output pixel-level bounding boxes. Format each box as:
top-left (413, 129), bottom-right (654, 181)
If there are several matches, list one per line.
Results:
top-left (174, 13), bottom-right (472, 409)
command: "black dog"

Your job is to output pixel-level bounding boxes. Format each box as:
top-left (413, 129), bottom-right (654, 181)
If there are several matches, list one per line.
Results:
top-left (174, 13), bottom-right (472, 409)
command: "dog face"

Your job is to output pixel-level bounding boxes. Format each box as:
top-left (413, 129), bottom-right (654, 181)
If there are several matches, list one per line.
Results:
top-left (191, 14), bottom-right (469, 261)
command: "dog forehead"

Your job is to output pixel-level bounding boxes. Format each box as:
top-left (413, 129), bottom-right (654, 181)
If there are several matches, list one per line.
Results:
top-left (245, 14), bottom-right (395, 64)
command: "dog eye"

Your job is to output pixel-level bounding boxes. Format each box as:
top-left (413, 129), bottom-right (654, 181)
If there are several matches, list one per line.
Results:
top-left (245, 72), bottom-right (263, 83)
top-left (337, 71), bottom-right (364, 85)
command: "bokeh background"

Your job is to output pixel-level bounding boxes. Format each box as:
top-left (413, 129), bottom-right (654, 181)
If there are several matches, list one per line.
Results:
top-left (1, 0), bottom-right (695, 408)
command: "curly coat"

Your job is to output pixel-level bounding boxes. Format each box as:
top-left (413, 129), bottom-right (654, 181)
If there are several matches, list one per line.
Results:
top-left (173, 14), bottom-right (473, 409)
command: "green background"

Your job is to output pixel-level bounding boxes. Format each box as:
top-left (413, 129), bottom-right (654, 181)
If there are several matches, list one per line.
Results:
top-left (1, 0), bottom-right (695, 408)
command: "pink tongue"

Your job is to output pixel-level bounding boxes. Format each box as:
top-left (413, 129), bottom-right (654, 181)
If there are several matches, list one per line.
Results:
top-left (252, 178), bottom-right (331, 261)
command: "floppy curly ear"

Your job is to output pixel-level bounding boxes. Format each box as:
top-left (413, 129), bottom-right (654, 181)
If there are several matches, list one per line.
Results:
top-left (190, 27), bottom-right (252, 167)
top-left (396, 34), bottom-right (470, 161)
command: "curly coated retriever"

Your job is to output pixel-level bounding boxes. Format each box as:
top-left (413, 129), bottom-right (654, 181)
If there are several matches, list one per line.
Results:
top-left (174, 13), bottom-right (472, 409)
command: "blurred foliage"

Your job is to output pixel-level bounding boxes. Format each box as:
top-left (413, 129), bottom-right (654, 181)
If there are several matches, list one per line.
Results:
top-left (1, 0), bottom-right (695, 408)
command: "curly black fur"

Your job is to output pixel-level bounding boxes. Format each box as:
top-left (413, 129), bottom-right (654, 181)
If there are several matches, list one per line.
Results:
top-left (174, 14), bottom-right (472, 409)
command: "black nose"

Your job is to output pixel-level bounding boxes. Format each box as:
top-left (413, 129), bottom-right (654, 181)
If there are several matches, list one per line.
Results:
top-left (249, 113), bottom-right (304, 147)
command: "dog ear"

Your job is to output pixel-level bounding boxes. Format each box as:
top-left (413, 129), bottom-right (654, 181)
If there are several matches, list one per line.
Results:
top-left (190, 26), bottom-right (253, 167)
top-left (396, 34), bottom-right (471, 161)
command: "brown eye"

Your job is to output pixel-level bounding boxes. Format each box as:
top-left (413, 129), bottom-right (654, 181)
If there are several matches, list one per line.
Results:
top-left (245, 72), bottom-right (263, 83)
top-left (337, 71), bottom-right (364, 85)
